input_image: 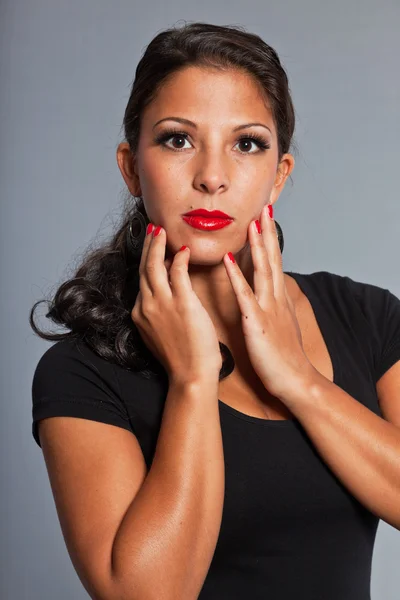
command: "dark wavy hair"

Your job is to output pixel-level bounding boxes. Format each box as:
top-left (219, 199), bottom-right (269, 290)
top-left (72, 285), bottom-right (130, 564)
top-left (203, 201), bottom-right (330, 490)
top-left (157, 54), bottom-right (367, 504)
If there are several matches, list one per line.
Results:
top-left (29, 21), bottom-right (298, 381)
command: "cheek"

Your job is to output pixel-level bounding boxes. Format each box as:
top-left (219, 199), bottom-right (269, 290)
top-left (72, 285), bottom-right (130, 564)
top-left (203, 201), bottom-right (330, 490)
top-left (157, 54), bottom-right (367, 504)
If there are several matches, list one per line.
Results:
top-left (233, 157), bottom-right (273, 183)
top-left (235, 171), bottom-right (273, 201)
top-left (144, 155), bottom-right (189, 197)
top-left (138, 160), bottom-right (185, 221)
top-left (136, 155), bottom-right (166, 198)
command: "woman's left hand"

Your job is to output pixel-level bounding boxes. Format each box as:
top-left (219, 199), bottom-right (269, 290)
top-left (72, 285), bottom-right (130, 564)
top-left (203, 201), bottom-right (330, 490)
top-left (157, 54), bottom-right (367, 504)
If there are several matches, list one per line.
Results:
top-left (223, 203), bottom-right (316, 401)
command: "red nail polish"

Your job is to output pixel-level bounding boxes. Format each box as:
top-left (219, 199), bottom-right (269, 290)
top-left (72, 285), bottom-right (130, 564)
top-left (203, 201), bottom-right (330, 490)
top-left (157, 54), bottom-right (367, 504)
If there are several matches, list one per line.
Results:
top-left (255, 219), bottom-right (261, 234)
top-left (268, 205), bottom-right (274, 219)
top-left (146, 223), bottom-right (154, 235)
top-left (227, 252), bottom-right (236, 264)
top-left (153, 225), bottom-right (162, 237)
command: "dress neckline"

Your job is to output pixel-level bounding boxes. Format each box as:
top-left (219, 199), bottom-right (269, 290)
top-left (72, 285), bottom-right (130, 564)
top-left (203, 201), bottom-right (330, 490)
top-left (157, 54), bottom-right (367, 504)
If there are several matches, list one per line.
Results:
top-left (218, 270), bottom-right (341, 427)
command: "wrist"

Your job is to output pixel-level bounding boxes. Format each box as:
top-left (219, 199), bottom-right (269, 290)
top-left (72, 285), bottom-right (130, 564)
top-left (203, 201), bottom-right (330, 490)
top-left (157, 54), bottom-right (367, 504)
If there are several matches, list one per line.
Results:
top-left (168, 372), bottom-right (220, 393)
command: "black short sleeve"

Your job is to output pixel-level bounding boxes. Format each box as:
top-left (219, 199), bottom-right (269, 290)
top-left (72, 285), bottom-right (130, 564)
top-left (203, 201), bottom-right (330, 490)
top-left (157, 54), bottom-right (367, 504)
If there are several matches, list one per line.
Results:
top-left (344, 276), bottom-right (400, 383)
top-left (32, 338), bottom-right (135, 448)
top-left (375, 287), bottom-right (400, 381)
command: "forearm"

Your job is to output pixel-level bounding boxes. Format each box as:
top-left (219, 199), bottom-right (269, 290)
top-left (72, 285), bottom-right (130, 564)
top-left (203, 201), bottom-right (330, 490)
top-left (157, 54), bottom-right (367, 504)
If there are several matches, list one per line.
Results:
top-left (280, 368), bottom-right (400, 530)
top-left (111, 378), bottom-right (225, 600)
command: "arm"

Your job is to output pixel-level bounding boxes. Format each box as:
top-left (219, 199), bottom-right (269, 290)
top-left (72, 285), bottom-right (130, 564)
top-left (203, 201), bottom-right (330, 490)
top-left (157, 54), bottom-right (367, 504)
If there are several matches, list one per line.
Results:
top-left (279, 366), bottom-right (400, 530)
top-left (111, 378), bottom-right (225, 600)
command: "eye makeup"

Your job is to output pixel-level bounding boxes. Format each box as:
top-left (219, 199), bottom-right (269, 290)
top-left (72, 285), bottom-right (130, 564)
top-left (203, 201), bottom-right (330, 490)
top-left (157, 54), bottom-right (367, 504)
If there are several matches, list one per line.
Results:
top-left (153, 127), bottom-right (271, 153)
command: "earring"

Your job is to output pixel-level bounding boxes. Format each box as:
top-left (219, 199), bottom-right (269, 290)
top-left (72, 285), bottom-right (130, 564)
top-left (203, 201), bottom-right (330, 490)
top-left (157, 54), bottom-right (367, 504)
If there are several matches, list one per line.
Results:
top-left (127, 197), bottom-right (149, 255)
top-left (275, 220), bottom-right (284, 254)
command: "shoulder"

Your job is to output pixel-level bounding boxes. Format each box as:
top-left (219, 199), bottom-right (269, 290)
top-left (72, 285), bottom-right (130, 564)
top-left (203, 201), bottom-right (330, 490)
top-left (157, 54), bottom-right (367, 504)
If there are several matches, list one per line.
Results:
top-left (303, 270), bottom-right (400, 381)
top-left (301, 269), bottom-right (397, 311)
top-left (322, 270), bottom-right (399, 320)
top-left (32, 337), bottom-right (118, 393)
top-left (292, 268), bottom-right (400, 340)
top-left (31, 337), bottom-right (131, 447)
top-left (34, 336), bottom-right (112, 367)
top-left (32, 337), bottom-right (168, 460)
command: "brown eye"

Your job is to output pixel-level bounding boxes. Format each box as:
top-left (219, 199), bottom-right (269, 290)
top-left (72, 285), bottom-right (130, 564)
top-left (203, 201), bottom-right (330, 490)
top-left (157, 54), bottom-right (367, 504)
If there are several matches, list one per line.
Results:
top-left (237, 139), bottom-right (255, 153)
top-left (235, 135), bottom-right (271, 154)
top-left (154, 130), bottom-right (192, 151)
top-left (169, 135), bottom-right (188, 149)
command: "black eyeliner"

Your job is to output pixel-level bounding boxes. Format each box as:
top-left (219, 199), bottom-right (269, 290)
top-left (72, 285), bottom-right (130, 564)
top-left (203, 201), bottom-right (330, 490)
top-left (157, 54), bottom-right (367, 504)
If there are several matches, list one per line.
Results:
top-left (153, 128), bottom-right (271, 151)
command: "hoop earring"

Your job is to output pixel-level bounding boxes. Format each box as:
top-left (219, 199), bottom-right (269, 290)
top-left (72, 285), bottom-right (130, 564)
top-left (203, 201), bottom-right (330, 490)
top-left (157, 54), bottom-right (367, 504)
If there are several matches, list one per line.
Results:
top-left (275, 220), bottom-right (284, 254)
top-left (127, 201), bottom-right (149, 255)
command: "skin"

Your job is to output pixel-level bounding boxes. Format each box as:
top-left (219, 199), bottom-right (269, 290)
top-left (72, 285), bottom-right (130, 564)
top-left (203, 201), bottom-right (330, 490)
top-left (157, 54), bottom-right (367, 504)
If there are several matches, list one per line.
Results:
top-left (117, 65), bottom-right (299, 368)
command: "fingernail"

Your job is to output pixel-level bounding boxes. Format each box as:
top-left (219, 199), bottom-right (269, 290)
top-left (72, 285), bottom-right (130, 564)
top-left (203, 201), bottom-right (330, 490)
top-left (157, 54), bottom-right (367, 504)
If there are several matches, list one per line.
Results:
top-left (179, 245), bottom-right (187, 252)
top-left (268, 205), bottom-right (274, 219)
top-left (153, 225), bottom-right (162, 237)
top-left (146, 223), bottom-right (154, 235)
top-left (254, 219), bottom-right (261, 234)
top-left (227, 252), bottom-right (236, 264)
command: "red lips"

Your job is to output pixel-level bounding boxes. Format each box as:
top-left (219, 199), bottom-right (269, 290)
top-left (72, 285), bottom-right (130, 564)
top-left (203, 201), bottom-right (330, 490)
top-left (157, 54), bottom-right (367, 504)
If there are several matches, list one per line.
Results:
top-left (183, 208), bottom-right (233, 219)
top-left (182, 208), bottom-right (234, 231)
top-left (182, 216), bottom-right (233, 231)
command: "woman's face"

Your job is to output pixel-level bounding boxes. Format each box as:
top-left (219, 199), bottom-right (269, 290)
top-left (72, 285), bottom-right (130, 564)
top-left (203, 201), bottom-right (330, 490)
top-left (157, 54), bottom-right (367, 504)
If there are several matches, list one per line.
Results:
top-left (118, 66), bottom-right (294, 263)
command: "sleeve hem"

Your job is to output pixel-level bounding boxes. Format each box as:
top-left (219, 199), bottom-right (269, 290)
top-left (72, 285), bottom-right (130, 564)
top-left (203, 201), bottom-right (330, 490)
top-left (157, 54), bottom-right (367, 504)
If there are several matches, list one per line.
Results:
top-left (32, 396), bottom-right (134, 448)
top-left (376, 342), bottom-right (400, 383)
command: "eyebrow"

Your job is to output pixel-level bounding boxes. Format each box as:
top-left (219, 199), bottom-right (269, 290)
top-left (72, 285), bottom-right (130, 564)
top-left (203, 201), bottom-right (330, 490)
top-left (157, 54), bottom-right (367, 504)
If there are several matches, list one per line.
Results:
top-left (152, 116), bottom-right (272, 135)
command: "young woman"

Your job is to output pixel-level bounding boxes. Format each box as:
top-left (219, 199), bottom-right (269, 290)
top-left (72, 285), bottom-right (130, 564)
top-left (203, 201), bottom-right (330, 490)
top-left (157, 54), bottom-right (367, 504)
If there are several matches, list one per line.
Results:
top-left (30, 22), bottom-right (400, 600)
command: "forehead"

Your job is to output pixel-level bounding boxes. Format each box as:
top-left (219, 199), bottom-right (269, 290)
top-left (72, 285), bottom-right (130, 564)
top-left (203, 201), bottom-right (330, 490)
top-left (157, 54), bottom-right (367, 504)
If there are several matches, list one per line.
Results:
top-left (142, 66), bottom-right (274, 127)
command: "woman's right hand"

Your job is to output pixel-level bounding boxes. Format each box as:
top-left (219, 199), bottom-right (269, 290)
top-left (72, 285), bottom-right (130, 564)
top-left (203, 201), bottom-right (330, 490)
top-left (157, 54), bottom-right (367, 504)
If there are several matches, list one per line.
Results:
top-left (131, 224), bottom-right (223, 385)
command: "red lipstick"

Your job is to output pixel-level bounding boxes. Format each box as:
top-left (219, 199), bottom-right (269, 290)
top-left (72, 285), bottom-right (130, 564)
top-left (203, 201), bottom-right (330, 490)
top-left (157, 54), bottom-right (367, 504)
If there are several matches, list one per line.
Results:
top-left (182, 208), bottom-right (234, 231)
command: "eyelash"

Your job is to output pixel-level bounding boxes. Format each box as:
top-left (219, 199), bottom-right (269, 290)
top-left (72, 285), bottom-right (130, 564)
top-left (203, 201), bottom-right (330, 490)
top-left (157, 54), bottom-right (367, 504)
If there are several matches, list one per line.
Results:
top-left (154, 128), bottom-right (271, 154)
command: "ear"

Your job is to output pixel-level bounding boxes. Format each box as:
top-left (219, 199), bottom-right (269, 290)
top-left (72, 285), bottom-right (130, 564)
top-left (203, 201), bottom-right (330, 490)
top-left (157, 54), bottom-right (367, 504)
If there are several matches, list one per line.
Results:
top-left (269, 153), bottom-right (295, 204)
top-left (116, 142), bottom-right (142, 197)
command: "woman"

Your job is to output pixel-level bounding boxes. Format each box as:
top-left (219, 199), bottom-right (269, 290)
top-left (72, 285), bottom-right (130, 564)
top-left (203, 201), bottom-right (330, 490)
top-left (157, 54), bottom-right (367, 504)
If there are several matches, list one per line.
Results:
top-left (30, 22), bottom-right (400, 600)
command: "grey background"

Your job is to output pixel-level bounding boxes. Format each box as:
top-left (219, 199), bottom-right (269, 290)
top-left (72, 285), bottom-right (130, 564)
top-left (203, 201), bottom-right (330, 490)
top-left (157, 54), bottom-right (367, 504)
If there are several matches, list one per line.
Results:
top-left (1, 0), bottom-right (399, 598)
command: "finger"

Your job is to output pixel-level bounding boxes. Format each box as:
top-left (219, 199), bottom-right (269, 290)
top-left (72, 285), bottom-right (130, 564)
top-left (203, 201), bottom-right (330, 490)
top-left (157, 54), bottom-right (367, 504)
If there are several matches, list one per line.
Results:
top-left (168, 245), bottom-right (193, 297)
top-left (138, 223), bottom-right (154, 277)
top-left (260, 204), bottom-right (285, 300)
top-left (164, 257), bottom-right (173, 272)
top-left (223, 251), bottom-right (259, 316)
top-left (285, 283), bottom-right (296, 316)
top-left (144, 226), bottom-right (171, 296)
top-left (164, 257), bottom-right (173, 286)
top-left (249, 216), bottom-right (274, 308)
top-left (138, 222), bottom-right (156, 297)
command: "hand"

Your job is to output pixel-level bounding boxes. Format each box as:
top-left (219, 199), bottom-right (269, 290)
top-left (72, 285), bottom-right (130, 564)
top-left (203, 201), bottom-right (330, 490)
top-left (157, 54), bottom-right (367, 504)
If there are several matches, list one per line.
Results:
top-left (131, 225), bottom-right (222, 386)
top-left (222, 204), bottom-right (315, 401)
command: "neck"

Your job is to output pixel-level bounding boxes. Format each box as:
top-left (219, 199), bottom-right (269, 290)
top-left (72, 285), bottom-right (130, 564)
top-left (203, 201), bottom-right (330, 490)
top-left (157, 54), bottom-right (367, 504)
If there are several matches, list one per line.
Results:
top-left (188, 241), bottom-right (252, 332)
top-left (185, 242), bottom-right (301, 356)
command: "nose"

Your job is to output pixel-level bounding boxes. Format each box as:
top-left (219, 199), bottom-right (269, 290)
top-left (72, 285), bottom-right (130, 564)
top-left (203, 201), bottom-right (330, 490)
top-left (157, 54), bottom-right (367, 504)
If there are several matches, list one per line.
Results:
top-left (192, 149), bottom-right (229, 195)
